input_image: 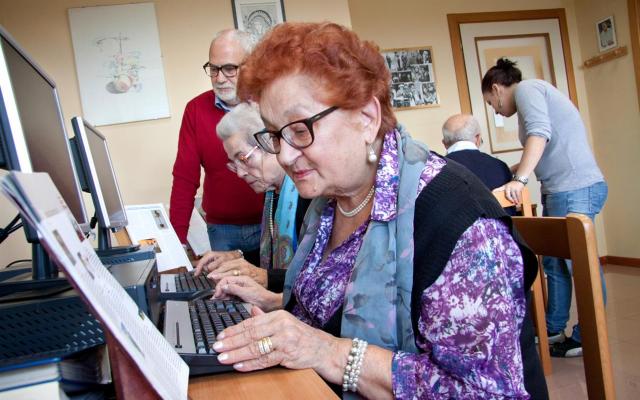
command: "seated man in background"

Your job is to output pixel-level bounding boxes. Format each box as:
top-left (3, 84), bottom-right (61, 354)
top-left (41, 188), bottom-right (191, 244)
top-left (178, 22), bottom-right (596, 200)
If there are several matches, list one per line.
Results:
top-left (442, 113), bottom-right (512, 190)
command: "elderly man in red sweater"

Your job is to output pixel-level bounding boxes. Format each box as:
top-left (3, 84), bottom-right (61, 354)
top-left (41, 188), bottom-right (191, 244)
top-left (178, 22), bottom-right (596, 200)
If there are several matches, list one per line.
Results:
top-left (169, 29), bottom-right (264, 261)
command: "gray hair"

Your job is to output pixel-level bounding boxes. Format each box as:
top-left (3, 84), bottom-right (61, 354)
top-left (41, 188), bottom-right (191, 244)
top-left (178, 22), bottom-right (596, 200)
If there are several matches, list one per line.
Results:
top-left (216, 102), bottom-right (264, 146)
top-left (442, 114), bottom-right (481, 147)
top-left (212, 29), bottom-right (257, 54)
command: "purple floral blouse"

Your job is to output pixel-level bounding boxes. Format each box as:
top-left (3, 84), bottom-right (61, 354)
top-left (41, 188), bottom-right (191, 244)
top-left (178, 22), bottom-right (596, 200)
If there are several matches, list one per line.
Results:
top-left (291, 132), bottom-right (529, 398)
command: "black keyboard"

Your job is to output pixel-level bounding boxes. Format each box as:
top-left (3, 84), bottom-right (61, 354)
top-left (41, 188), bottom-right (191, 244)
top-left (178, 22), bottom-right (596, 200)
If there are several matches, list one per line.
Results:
top-left (159, 272), bottom-right (214, 300)
top-left (163, 298), bottom-right (251, 375)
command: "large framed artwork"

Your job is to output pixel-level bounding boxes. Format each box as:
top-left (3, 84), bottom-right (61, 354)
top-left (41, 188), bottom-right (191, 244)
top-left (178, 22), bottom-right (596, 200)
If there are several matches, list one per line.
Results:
top-left (475, 34), bottom-right (556, 154)
top-left (231, 0), bottom-right (286, 41)
top-left (68, 3), bottom-right (170, 126)
top-left (382, 46), bottom-right (439, 110)
top-left (448, 10), bottom-right (578, 216)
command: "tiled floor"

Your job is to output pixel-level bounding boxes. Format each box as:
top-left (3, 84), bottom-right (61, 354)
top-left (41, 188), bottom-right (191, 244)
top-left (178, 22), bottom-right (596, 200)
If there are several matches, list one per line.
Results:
top-left (546, 264), bottom-right (640, 399)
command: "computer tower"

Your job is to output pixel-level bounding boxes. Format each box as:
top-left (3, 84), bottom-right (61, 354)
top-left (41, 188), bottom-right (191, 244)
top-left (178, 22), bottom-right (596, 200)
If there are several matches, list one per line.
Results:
top-left (105, 258), bottom-right (160, 326)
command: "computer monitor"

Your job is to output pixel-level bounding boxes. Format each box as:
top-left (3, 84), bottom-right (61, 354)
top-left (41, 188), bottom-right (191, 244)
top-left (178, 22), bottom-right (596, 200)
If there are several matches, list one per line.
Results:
top-left (71, 116), bottom-right (136, 253)
top-left (0, 26), bottom-right (89, 230)
top-left (0, 83), bottom-right (32, 172)
top-left (0, 25), bottom-right (90, 297)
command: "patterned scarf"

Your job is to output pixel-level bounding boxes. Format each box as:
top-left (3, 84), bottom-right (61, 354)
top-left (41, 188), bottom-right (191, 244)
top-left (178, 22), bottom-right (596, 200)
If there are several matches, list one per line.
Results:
top-left (283, 126), bottom-right (429, 355)
top-left (259, 176), bottom-right (300, 270)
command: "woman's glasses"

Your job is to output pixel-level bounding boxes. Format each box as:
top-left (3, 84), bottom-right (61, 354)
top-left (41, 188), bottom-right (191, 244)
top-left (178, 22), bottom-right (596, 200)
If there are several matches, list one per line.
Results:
top-left (253, 106), bottom-right (338, 154)
top-left (228, 145), bottom-right (260, 172)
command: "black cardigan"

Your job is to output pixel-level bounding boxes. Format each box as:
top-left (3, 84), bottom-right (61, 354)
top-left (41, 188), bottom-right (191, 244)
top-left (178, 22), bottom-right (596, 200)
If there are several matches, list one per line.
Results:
top-left (413, 160), bottom-right (547, 399)
top-left (288, 160), bottom-right (548, 399)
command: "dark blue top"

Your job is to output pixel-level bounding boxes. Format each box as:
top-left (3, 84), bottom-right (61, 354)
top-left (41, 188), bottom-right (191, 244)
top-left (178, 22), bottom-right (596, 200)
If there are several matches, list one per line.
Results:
top-left (446, 149), bottom-right (512, 190)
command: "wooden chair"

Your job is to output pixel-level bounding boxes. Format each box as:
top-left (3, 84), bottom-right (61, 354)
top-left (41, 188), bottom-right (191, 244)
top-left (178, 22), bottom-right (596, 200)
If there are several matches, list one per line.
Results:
top-left (492, 186), bottom-right (534, 217)
top-left (512, 213), bottom-right (615, 399)
top-left (493, 187), bottom-right (552, 376)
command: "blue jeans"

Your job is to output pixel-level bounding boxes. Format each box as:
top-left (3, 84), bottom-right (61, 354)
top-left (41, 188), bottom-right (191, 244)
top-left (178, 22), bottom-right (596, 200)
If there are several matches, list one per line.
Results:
top-left (542, 181), bottom-right (608, 342)
top-left (207, 223), bottom-right (261, 252)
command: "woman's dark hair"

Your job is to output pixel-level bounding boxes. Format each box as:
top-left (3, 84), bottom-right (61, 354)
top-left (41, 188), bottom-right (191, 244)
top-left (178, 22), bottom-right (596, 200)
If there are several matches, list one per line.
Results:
top-left (481, 58), bottom-right (522, 93)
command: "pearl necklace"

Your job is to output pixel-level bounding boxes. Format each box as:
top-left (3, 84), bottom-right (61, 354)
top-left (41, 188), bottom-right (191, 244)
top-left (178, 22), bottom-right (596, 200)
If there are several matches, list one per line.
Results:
top-left (336, 186), bottom-right (375, 218)
top-left (268, 191), bottom-right (275, 245)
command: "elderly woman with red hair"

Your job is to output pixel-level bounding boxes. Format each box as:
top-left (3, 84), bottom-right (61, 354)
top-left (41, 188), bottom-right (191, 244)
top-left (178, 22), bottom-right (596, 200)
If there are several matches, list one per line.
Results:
top-left (211, 22), bottom-right (547, 399)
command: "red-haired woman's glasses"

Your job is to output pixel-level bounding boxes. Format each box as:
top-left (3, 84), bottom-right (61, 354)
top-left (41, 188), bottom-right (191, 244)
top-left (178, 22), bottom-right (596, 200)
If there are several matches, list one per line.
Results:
top-left (253, 106), bottom-right (338, 154)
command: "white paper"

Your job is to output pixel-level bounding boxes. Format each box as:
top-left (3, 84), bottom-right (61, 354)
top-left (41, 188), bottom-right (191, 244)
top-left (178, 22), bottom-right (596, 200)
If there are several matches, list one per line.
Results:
top-left (124, 204), bottom-right (191, 272)
top-left (187, 208), bottom-right (210, 257)
top-left (1, 172), bottom-right (189, 400)
top-left (494, 112), bottom-right (505, 128)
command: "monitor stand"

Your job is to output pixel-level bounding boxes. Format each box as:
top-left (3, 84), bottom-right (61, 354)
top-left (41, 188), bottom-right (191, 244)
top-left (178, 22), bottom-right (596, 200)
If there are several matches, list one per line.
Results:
top-left (94, 226), bottom-right (139, 258)
top-left (0, 241), bottom-right (70, 302)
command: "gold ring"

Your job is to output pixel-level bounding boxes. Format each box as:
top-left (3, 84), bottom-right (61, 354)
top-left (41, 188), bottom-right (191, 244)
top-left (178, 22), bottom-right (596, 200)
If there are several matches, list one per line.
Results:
top-left (264, 336), bottom-right (273, 352)
top-left (258, 339), bottom-right (267, 355)
top-left (258, 337), bottom-right (273, 355)
top-left (233, 270), bottom-right (239, 277)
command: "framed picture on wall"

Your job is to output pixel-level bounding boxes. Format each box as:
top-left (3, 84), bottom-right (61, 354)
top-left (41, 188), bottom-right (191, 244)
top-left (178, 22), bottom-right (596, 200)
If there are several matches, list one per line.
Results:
top-left (476, 33), bottom-right (556, 154)
top-left (68, 3), bottom-right (170, 126)
top-left (596, 16), bottom-right (617, 52)
top-left (382, 46), bottom-right (439, 110)
top-left (231, 0), bottom-right (286, 41)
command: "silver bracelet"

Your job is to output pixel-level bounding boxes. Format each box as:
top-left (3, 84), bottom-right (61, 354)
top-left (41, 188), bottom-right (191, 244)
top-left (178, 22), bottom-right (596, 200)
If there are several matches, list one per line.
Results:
top-left (342, 338), bottom-right (368, 393)
top-left (236, 249), bottom-right (244, 258)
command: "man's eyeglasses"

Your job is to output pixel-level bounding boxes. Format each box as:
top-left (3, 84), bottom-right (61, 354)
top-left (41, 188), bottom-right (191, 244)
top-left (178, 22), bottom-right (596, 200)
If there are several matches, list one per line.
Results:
top-left (253, 106), bottom-right (338, 154)
top-left (202, 62), bottom-right (241, 78)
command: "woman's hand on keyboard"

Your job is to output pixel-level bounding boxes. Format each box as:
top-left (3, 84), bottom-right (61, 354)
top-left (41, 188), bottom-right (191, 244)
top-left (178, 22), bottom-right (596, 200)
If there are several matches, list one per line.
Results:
top-left (194, 250), bottom-right (243, 276)
top-left (213, 275), bottom-right (282, 312)
top-left (207, 258), bottom-right (268, 287)
top-left (212, 306), bottom-right (347, 384)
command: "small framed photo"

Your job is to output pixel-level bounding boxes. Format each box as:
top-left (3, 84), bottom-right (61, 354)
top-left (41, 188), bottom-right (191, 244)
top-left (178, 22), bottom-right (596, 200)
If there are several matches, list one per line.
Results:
top-left (596, 16), bottom-right (617, 52)
top-left (382, 46), bottom-right (439, 110)
top-left (231, 0), bottom-right (286, 41)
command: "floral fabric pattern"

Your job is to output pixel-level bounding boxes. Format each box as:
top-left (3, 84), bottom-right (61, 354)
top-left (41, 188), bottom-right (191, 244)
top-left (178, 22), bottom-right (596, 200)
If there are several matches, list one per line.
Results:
top-left (392, 219), bottom-right (528, 399)
top-left (291, 130), bottom-right (528, 398)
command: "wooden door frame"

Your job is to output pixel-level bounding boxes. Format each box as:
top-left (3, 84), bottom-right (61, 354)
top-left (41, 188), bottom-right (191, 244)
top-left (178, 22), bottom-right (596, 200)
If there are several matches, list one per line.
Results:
top-left (447, 9), bottom-right (578, 113)
top-left (629, 0), bottom-right (640, 109)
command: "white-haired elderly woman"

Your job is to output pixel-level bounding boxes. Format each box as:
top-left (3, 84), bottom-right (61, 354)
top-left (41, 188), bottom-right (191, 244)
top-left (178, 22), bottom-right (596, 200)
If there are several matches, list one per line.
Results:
top-left (194, 102), bottom-right (310, 294)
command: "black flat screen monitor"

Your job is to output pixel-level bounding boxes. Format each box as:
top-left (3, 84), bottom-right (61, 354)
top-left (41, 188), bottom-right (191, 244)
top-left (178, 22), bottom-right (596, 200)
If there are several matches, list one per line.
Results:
top-left (0, 25), bottom-right (89, 297)
top-left (0, 26), bottom-right (89, 232)
top-left (70, 116), bottom-right (137, 254)
top-left (71, 117), bottom-right (127, 231)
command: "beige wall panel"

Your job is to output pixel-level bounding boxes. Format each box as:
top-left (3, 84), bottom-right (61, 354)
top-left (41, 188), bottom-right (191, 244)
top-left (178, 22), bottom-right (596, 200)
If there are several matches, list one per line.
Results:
top-left (573, 0), bottom-right (640, 258)
top-left (348, 0), bottom-right (626, 257)
top-left (0, 0), bottom-right (350, 269)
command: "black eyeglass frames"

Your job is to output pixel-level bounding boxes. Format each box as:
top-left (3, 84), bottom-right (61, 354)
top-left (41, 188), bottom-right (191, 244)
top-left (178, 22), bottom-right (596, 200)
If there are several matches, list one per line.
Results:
top-left (202, 62), bottom-right (241, 78)
top-left (253, 106), bottom-right (339, 154)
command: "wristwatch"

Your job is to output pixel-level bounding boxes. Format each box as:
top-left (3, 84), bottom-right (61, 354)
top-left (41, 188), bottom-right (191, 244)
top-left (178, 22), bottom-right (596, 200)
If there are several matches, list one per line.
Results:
top-left (512, 174), bottom-right (529, 185)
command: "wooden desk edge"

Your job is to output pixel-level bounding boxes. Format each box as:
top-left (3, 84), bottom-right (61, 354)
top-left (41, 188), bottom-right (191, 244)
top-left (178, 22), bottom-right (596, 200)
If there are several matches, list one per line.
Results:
top-left (189, 367), bottom-right (338, 399)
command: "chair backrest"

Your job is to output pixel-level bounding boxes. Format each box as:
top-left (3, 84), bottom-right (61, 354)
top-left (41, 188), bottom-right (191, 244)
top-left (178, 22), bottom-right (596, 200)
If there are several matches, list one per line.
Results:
top-left (492, 187), bottom-right (533, 216)
top-left (512, 213), bottom-right (615, 399)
